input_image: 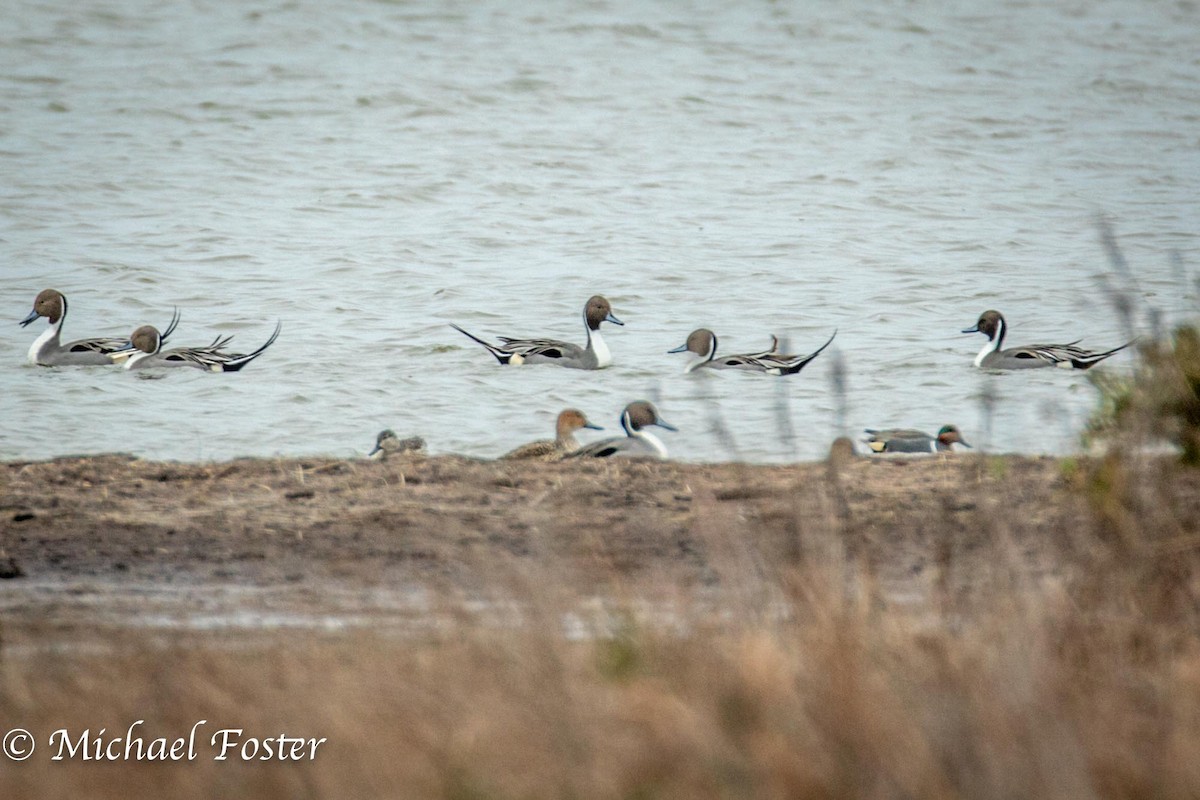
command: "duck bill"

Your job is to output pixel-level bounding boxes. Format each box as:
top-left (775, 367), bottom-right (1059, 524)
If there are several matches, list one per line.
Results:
top-left (667, 343), bottom-right (688, 354)
top-left (656, 420), bottom-right (679, 432)
top-left (959, 440), bottom-right (972, 448)
top-left (584, 422), bottom-right (604, 431)
top-left (106, 341), bottom-right (136, 362)
top-left (605, 312), bottom-right (624, 326)
top-left (367, 445), bottom-right (382, 457)
top-left (19, 309), bottom-right (39, 327)
top-left (961, 324), bottom-right (980, 334)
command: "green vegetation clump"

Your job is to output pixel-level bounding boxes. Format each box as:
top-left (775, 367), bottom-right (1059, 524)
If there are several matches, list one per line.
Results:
top-left (1089, 322), bottom-right (1200, 464)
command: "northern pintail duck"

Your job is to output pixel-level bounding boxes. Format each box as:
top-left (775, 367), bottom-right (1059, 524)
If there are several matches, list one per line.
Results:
top-left (963, 310), bottom-right (1131, 370)
top-left (863, 425), bottom-right (971, 454)
top-left (501, 408), bottom-right (602, 460)
top-left (113, 321), bottom-right (281, 371)
top-left (20, 288), bottom-right (179, 366)
top-left (451, 295), bottom-right (623, 369)
top-left (567, 401), bottom-right (677, 460)
top-left (668, 328), bottom-right (837, 375)
top-left (368, 429), bottom-right (427, 459)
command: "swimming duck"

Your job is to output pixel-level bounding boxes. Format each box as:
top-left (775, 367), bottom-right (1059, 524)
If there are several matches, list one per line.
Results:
top-left (863, 425), bottom-right (971, 454)
top-left (113, 321), bottom-right (281, 371)
top-left (669, 327), bottom-right (837, 375)
top-left (963, 310), bottom-right (1131, 370)
top-left (451, 295), bottom-right (623, 370)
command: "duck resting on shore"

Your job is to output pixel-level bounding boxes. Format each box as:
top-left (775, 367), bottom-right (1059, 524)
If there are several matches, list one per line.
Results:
top-left (567, 401), bottom-right (677, 460)
top-left (368, 430), bottom-right (427, 459)
top-left (501, 408), bottom-right (603, 460)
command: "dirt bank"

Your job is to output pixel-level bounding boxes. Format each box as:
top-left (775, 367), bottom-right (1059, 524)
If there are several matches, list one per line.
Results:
top-left (0, 451), bottom-right (1110, 633)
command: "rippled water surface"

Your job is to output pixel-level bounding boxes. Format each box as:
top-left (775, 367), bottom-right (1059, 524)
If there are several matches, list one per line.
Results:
top-left (3, 0), bottom-right (1198, 463)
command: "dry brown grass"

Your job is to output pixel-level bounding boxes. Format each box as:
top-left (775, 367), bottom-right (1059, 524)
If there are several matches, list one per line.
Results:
top-left (2, 449), bottom-right (1200, 798)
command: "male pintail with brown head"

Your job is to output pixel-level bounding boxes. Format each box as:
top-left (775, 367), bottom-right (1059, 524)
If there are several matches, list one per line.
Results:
top-left (567, 401), bottom-right (677, 460)
top-left (113, 321), bottom-right (281, 372)
top-left (963, 310), bottom-right (1131, 370)
top-left (669, 327), bottom-right (836, 375)
top-left (451, 295), bottom-right (623, 370)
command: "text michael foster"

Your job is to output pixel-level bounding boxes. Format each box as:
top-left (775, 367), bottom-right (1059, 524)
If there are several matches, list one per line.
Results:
top-left (47, 721), bottom-right (327, 762)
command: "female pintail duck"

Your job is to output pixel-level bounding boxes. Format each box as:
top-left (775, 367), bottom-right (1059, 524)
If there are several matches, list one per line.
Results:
top-left (863, 425), bottom-right (971, 454)
top-left (963, 310), bottom-right (1131, 370)
top-left (20, 288), bottom-right (179, 366)
top-left (113, 321), bottom-right (281, 371)
top-left (668, 328), bottom-right (837, 375)
top-left (368, 429), bottom-right (427, 459)
top-left (450, 295), bottom-right (623, 370)
top-left (502, 408), bottom-right (603, 460)
top-left (567, 401), bottom-right (677, 460)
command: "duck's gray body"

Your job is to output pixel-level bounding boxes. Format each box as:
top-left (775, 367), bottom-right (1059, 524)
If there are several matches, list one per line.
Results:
top-left (30, 331), bottom-right (129, 366)
top-left (474, 333), bottom-right (604, 370)
top-left (964, 310), bottom-right (1130, 370)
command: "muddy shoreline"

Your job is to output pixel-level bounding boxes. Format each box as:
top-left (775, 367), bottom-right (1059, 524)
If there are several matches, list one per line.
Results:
top-left (0, 452), bottom-right (1091, 635)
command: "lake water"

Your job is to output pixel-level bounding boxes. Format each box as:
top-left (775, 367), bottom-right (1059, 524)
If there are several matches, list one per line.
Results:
top-left (3, 0), bottom-right (1197, 463)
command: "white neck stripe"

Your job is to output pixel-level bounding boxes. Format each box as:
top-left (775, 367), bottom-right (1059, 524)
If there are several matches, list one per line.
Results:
top-left (28, 322), bottom-right (60, 364)
top-left (588, 328), bottom-right (611, 367)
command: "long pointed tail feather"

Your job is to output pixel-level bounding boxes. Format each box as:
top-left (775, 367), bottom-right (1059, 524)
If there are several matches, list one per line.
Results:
top-left (1072, 339), bottom-right (1135, 370)
top-left (222, 321), bottom-right (281, 372)
top-left (780, 328), bottom-right (838, 375)
top-left (450, 323), bottom-right (511, 365)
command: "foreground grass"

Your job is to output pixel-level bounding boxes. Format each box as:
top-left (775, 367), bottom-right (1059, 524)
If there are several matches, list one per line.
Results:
top-left (1, 452), bottom-right (1199, 799)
